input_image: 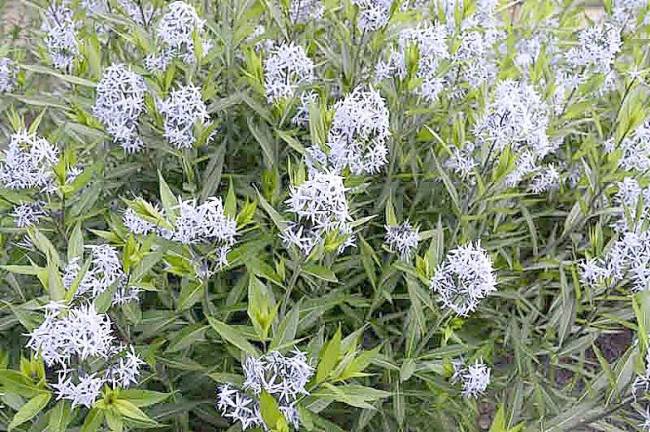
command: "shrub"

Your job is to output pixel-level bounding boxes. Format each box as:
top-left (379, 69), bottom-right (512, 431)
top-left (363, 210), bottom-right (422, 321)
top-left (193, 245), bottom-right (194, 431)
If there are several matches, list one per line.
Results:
top-left (1, 0), bottom-right (650, 430)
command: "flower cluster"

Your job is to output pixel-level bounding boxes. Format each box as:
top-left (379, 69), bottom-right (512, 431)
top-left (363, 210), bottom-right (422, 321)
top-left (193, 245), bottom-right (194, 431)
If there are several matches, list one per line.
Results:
top-left (446, 142), bottom-right (478, 181)
top-left (567, 24), bottom-right (621, 76)
top-left (281, 172), bottom-right (353, 255)
top-left (612, 177), bottom-right (650, 233)
top-left (0, 57), bottom-right (16, 93)
top-left (216, 385), bottom-right (263, 430)
top-left (162, 197), bottom-right (237, 261)
top-left (289, 0), bottom-right (324, 24)
top-left (606, 119), bottom-right (650, 172)
top-left (376, 24), bottom-right (450, 101)
top-left (217, 350), bottom-right (313, 430)
top-left (117, 0), bottom-right (154, 25)
top-left (351, 0), bottom-right (393, 32)
top-left (0, 130), bottom-right (59, 193)
top-left (430, 242), bottom-right (497, 316)
top-left (451, 358), bottom-right (491, 399)
top-left (11, 201), bottom-right (47, 228)
top-left (291, 90), bottom-right (318, 127)
top-left (41, 3), bottom-right (79, 70)
top-left (580, 230), bottom-right (650, 292)
top-left (80, 0), bottom-right (107, 17)
top-left (64, 244), bottom-right (140, 305)
top-left (93, 64), bottom-right (147, 152)
top-left (124, 196), bottom-right (237, 268)
top-left (473, 80), bottom-right (555, 188)
top-left (27, 303), bottom-right (144, 407)
top-left (529, 165), bottom-right (560, 194)
top-left (158, 84), bottom-right (211, 149)
top-left (146, 1), bottom-right (212, 72)
top-left (579, 177), bottom-right (650, 292)
top-left (445, 0), bottom-right (503, 90)
top-left (384, 221), bottom-right (419, 261)
top-left (263, 43), bottom-right (315, 104)
top-left (326, 86), bottom-right (390, 175)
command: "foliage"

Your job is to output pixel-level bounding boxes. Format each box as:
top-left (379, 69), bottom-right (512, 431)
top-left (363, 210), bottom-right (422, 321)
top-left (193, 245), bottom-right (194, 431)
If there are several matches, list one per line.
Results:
top-left (1, 0), bottom-right (650, 431)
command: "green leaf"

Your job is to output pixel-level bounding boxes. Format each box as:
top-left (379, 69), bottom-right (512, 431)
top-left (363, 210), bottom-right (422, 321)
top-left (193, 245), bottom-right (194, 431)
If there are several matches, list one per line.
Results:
top-left (489, 405), bottom-right (507, 432)
top-left (8, 392), bottom-right (51, 431)
top-left (117, 390), bottom-right (170, 407)
top-left (0, 370), bottom-right (47, 398)
top-left (177, 280), bottom-right (204, 311)
top-left (68, 223), bottom-right (84, 261)
top-left (47, 400), bottom-right (72, 432)
top-left (270, 303), bottom-right (300, 350)
top-left (80, 408), bottom-right (104, 432)
top-left (385, 196), bottom-right (397, 226)
top-left (248, 275), bottom-right (277, 340)
top-left (312, 383), bottom-right (390, 410)
top-left (1, 265), bottom-right (44, 276)
top-left (27, 228), bottom-right (60, 267)
top-left (429, 146), bottom-right (460, 213)
top-left (259, 391), bottom-right (289, 432)
top-left (47, 258), bottom-right (65, 302)
top-left (316, 327), bottom-right (341, 384)
top-left (302, 264), bottom-right (338, 283)
top-left (105, 410), bottom-right (123, 432)
top-left (337, 346), bottom-right (381, 382)
top-left (113, 399), bottom-right (159, 425)
top-left (257, 190), bottom-right (286, 231)
top-left (21, 63), bottom-right (97, 87)
top-left (207, 317), bottom-right (260, 356)
top-left (165, 324), bottom-right (208, 353)
top-left (224, 179), bottom-right (237, 218)
top-left (158, 171), bottom-right (177, 219)
top-left (633, 290), bottom-right (650, 354)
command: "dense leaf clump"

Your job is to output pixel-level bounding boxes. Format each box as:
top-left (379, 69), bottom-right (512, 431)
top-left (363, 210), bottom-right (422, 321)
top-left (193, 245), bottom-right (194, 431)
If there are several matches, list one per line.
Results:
top-left (1, 0), bottom-right (650, 430)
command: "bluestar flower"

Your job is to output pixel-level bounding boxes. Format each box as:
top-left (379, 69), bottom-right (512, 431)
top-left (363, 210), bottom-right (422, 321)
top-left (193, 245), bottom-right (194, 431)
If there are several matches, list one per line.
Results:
top-left (291, 91), bottom-right (318, 127)
top-left (81, 0), bottom-right (107, 17)
top-left (0, 130), bottom-right (59, 193)
top-left (580, 230), bottom-right (650, 291)
top-left (41, 3), bottom-right (79, 70)
top-left (289, 0), bottom-right (324, 24)
top-left (384, 221), bottom-right (420, 260)
top-left (117, 0), bottom-right (154, 25)
top-left (474, 80), bottom-right (554, 188)
top-left (607, 120), bottom-right (650, 172)
top-left (216, 384), bottom-right (264, 430)
top-left (264, 43), bottom-right (315, 104)
top-left (123, 207), bottom-right (158, 235)
top-left (352, 0), bottom-right (393, 32)
top-left (27, 303), bottom-right (115, 367)
top-left (281, 172), bottom-right (353, 255)
top-left (566, 24), bottom-right (621, 92)
top-left (327, 86), bottom-right (390, 175)
top-left (158, 84), bottom-right (211, 149)
top-left (217, 349), bottom-right (312, 430)
top-left (242, 350), bottom-right (313, 405)
top-left (105, 346), bottom-right (145, 388)
top-left (452, 358), bottom-right (491, 398)
top-left (147, 1), bottom-right (212, 71)
top-left (430, 242), bottom-right (497, 316)
top-left (93, 64), bottom-right (147, 153)
top-left (529, 165), bottom-right (560, 193)
top-left (0, 57), bottom-right (16, 93)
top-left (446, 142), bottom-right (477, 180)
top-left (376, 24), bottom-right (450, 101)
top-left (52, 370), bottom-right (105, 408)
top-left (11, 201), bottom-right (47, 228)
